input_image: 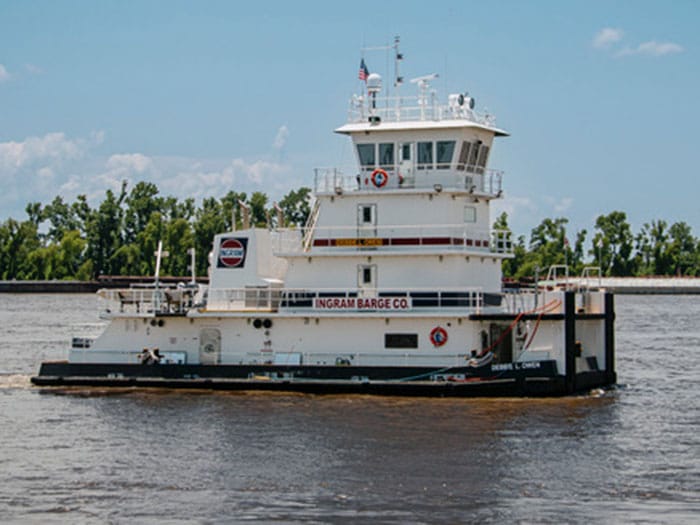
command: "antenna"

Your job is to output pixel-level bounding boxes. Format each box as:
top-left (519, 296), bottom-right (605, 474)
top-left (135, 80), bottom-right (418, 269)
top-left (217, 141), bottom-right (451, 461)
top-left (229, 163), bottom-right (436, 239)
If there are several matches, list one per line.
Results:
top-left (410, 74), bottom-right (439, 119)
top-left (409, 73), bottom-right (439, 85)
top-left (361, 37), bottom-right (403, 102)
top-left (394, 36), bottom-right (403, 89)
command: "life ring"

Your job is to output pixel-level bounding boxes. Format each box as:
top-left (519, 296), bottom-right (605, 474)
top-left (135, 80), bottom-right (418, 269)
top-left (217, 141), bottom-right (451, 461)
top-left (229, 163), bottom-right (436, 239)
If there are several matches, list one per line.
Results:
top-left (371, 168), bottom-right (388, 188)
top-left (429, 326), bottom-right (448, 347)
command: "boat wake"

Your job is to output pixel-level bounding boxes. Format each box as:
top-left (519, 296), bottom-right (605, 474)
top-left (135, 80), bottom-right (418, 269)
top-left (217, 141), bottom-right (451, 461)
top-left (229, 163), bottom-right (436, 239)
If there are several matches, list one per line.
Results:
top-left (0, 374), bottom-right (33, 389)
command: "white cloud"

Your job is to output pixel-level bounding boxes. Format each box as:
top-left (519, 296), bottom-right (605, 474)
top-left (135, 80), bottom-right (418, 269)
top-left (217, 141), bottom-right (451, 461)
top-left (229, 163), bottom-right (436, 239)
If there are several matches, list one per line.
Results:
top-left (95, 153), bottom-right (157, 193)
top-left (37, 167), bottom-right (54, 179)
top-left (273, 125), bottom-right (289, 150)
top-left (593, 28), bottom-right (624, 49)
top-left (0, 64), bottom-right (9, 83)
top-left (0, 132), bottom-right (87, 172)
top-left (492, 195), bottom-right (537, 225)
top-left (0, 128), bottom-right (298, 220)
top-left (106, 153), bottom-right (154, 174)
top-left (549, 196), bottom-right (573, 214)
top-left (616, 40), bottom-right (684, 58)
top-left (156, 157), bottom-right (291, 200)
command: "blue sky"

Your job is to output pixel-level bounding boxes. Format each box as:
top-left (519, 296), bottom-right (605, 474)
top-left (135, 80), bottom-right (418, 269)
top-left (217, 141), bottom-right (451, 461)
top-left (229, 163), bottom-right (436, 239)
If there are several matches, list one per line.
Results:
top-left (1, 0), bottom-right (697, 240)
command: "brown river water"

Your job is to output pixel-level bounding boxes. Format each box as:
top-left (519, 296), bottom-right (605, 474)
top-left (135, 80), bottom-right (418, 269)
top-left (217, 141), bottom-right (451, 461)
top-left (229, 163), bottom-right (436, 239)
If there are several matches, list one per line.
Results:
top-left (0, 293), bottom-right (698, 523)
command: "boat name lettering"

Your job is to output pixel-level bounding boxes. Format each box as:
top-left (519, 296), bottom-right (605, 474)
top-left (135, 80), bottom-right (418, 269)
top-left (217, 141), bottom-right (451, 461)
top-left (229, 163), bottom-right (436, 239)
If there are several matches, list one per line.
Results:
top-left (492, 362), bottom-right (542, 371)
top-left (313, 297), bottom-right (411, 310)
top-left (335, 238), bottom-right (383, 247)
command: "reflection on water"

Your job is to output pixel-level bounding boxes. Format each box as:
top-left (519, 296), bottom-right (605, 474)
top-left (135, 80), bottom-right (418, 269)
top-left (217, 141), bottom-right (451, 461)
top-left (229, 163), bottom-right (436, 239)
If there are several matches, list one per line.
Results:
top-left (0, 294), bottom-right (699, 523)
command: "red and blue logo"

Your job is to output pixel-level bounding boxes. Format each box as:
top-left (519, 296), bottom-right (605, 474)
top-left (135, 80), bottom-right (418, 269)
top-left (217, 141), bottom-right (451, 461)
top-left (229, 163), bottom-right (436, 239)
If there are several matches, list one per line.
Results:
top-left (218, 238), bottom-right (248, 268)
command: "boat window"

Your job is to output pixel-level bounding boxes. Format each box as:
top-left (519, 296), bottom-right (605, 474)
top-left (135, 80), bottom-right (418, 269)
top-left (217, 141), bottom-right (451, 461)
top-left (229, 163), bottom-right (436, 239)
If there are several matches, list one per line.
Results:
top-left (476, 145), bottom-right (490, 174)
top-left (436, 141), bottom-right (455, 169)
top-left (401, 143), bottom-right (411, 161)
top-left (361, 205), bottom-right (374, 224)
top-left (357, 144), bottom-right (375, 171)
top-left (468, 141), bottom-right (481, 173)
top-left (464, 206), bottom-right (477, 223)
top-left (456, 142), bottom-right (471, 171)
top-left (379, 143), bottom-right (394, 169)
top-left (385, 333), bottom-right (418, 349)
top-left (358, 264), bottom-right (376, 287)
top-left (417, 142), bottom-right (433, 169)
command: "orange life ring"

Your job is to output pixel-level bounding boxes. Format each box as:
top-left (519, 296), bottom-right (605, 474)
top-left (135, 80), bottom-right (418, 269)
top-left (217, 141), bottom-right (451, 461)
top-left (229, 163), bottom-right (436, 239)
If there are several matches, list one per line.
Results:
top-left (371, 168), bottom-right (388, 188)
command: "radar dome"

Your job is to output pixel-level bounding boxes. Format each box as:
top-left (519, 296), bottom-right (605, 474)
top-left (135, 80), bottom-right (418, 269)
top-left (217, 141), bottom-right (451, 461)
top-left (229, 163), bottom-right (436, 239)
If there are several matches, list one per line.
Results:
top-left (367, 73), bottom-right (382, 93)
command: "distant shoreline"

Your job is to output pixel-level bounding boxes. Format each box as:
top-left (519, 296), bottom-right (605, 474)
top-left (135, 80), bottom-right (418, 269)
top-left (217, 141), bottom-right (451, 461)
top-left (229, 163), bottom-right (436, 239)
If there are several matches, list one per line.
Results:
top-left (1, 277), bottom-right (699, 294)
top-left (571, 277), bottom-right (700, 294)
top-left (0, 277), bottom-right (208, 294)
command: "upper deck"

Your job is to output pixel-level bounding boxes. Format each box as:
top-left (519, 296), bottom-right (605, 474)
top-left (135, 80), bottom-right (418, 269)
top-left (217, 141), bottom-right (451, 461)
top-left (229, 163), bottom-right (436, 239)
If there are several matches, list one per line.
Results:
top-left (336, 94), bottom-right (508, 137)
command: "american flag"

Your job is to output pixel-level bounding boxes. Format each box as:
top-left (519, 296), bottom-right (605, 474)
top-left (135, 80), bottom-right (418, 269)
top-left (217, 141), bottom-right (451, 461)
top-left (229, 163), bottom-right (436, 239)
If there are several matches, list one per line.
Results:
top-left (358, 58), bottom-right (369, 82)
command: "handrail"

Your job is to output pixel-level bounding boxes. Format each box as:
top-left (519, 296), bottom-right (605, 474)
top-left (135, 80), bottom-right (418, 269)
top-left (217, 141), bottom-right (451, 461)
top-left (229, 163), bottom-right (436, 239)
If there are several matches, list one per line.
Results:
top-left (347, 94), bottom-right (497, 127)
top-left (205, 286), bottom-right (485, 313)
top-left (97, 285), bottom-right (200, 316)
top-left (98, 284), bottom-right (607, 317)
top-left (273, 224), bottom-right (512, 255)
top-left (302, 199), bottom-right (321, 252)
top-left (313, 165), bottom-right (503, 196)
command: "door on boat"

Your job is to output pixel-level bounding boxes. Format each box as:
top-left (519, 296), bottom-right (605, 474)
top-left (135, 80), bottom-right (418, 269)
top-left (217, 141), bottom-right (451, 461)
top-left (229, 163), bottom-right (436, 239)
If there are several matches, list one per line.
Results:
top-left (199, 328), bottom-right (221, 365)
top-left (357, 264), bottom-right (377, 298)
top-left (399, 142), bottom-right (414, 187)
top-left (357, 203), bottom-right (377, 239)
top-left (489, 323), bottom-right (513, 364)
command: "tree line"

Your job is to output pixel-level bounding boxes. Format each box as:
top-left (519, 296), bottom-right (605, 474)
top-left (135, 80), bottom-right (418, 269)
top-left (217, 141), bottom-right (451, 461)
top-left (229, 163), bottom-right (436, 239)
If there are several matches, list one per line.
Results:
top-left (0, 181), bottom-right (698, 280)
top-left (497, 211), bottom-right (700, 278)
top-left (0, 181), bottom-right (310, 280)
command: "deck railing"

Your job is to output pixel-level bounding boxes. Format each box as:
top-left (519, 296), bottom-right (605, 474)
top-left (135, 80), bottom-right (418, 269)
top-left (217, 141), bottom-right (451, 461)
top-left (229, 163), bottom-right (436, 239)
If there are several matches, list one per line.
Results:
top-left (97, 285), bottom-right (200, 316)
top-left (204, 286), bottom-right (485, 313)
top-left (96, 284), bottom-right (606, 317)
top-left (313, 166), bottom-right (503, 196)
top-left (347, 94), bottom-right (497, 127)
top-left (272, 224), bottom-right (512, 255)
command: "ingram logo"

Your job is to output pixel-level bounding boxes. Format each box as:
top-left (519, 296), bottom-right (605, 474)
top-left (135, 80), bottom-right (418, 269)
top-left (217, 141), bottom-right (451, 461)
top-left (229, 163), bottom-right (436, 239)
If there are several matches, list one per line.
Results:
top-left (217, 238), bottom-right (248, 268)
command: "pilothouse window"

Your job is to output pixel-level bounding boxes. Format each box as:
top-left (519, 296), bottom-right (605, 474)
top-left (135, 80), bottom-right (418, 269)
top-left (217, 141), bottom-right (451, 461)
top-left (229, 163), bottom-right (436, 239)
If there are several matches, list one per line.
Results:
top-left (468, 141), bottom-right (481, 172)
top-left (476, 145), bottom-right (490, 174)
top-left (379, 143), bottom-right (394, 169)
top-left (436, 141), bottom-right (455, 169)
top-left (357, 144), bottom-right (375, 171)
top-left (417, 142), bottom-right (433, 169)
top-left (457, 141), bottom-right (471, 171)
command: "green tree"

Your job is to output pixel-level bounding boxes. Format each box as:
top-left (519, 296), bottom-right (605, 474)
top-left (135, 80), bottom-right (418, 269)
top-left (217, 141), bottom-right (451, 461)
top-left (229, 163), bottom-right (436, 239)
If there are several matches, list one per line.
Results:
top-left (163, 217), bottom-right (195, 276)
top-left (249, 191), bottom-right (269, 227)
top-left (0, 219), bottom-right (41, 279)
top-left (493, 212), bottom-right (521, 278)
top-left (84, 186), bottom-right (127, 277)
top-left (220, 191), bottom-right (247, 230)
top-left (278, 187), bottom-right (312, 226)
top-left (42, 196), bottom-right (81, 243)
top-left (590, 211), bottom-right (634, 276)
top-left (123, 181), bottom-right (162, 244)
top-left (528, 217), bottom-right (569, 273)
top-left (193, 197), bottom-right (227, 276)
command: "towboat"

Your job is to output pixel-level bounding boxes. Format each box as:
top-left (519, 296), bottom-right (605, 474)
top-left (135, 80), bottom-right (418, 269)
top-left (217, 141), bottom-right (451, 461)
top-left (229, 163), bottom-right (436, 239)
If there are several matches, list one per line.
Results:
top-left (32, 42), bottom-right (616, 396)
